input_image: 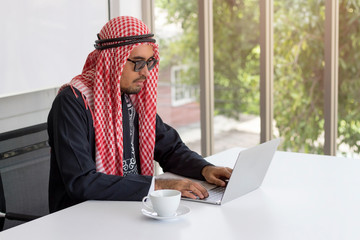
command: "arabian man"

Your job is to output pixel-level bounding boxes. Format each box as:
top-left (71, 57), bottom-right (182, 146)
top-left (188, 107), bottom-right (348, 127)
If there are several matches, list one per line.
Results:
top-left (47, 16), bottom-right (232, 212)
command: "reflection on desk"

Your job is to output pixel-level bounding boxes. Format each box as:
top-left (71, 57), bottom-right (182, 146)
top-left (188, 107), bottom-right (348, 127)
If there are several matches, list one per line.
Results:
top-left (1, 148), bottom-right (360, 240)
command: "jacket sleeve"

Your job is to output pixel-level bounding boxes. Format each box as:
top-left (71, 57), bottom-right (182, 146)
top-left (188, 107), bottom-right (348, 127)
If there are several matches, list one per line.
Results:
top-left (154, 114), bottom-right (213, 180)
top-left (48, 89), bottom-right (152, 204)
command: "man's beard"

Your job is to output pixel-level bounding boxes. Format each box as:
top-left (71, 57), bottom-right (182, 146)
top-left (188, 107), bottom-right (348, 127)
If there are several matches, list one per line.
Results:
top-left (121, 86), bottom-right (142, 95)
top-left (121, 77), bottom-right (146, 95)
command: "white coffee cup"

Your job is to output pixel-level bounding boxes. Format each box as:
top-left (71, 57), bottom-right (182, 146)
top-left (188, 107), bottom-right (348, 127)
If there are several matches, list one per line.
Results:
top-left (142, 189), bottom-right (181, 217)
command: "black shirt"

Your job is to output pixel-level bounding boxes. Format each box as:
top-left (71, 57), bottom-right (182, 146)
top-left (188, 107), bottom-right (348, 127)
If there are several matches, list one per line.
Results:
top-left (47, 86), bottom-right (211, 212)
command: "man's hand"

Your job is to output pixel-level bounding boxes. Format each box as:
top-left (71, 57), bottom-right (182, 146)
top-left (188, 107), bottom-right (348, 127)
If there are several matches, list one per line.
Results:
top-left (155, 178), bottom-right (209, 200)
top-left (201, 165), bottom-right (233, 187)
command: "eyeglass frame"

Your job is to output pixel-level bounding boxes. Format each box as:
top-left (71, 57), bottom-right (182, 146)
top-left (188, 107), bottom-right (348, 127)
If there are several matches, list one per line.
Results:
top-left (126, 57), bottom-right (158, 72)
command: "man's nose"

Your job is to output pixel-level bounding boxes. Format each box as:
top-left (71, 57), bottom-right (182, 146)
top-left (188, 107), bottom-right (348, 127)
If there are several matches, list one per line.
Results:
top-left (139, 65), bottom-right (150, 78)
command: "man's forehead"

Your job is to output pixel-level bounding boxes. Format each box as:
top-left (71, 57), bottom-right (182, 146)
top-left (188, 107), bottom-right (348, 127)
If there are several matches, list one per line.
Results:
top-left (129, 44), bottom-right (154, 59)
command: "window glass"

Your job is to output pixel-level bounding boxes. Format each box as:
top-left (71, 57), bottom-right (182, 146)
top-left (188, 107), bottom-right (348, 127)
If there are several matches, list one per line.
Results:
top-left (213, 0), bottom-right (261, 153)
top-left (337, 0), bottom-right (360, 158)
top-left (155, 0), bottom-right (201, 154)
top-left (273, 1), bottom-right (325, 154)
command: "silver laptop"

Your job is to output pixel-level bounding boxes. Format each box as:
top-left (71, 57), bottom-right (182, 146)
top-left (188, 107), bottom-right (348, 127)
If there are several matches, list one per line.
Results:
top-left (183, 138), bottom-right (281, 205)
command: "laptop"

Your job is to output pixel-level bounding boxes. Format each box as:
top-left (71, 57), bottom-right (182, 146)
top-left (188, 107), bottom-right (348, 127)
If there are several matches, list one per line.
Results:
top-left (182, 138), bottom-right (281, 205)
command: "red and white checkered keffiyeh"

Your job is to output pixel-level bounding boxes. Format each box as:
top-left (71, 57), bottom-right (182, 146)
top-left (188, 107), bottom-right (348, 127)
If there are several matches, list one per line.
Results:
top-left (61, 16), bottom-right (159, 176)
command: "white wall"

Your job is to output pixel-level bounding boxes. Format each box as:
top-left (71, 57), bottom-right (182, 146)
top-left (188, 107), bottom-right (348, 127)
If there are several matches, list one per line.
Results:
top-left (120, 0), bottom-right (142, 19)
top-left (0, 0), bottom-right (146, 133)
top-left (0, 88), bottom-right (58, 133)
top-left (0, 0), bottom-right (108, 97)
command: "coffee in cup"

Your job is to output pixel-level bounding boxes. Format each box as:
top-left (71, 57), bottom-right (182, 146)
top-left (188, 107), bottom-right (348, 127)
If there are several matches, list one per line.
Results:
top-left (142, 189), bottom-right (181, 217)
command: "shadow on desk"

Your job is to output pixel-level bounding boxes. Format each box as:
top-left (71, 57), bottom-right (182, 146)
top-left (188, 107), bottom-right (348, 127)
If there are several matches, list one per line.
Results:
top-left (0, 123), bottom-right (50, 231)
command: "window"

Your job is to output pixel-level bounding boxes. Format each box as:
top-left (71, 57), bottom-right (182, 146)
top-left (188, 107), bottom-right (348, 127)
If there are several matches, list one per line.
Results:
top-left (213, 0), bottom-right (261, 153)
top-left (337, 0), bottom-right (360, 158)
top-left (155, 0), bottom-right (201, 154)
top-left (273, 1), bottom-right (326, 154)
top-left (152, 0), bottom-right (360, 158)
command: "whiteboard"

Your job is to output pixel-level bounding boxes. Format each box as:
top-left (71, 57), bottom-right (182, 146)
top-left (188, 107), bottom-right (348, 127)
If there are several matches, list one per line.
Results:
top-left (0, 0), bottom-right (108, 97)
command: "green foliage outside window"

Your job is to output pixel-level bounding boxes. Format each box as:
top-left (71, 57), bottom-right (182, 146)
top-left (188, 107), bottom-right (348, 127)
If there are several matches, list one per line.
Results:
top-left (156, 0), bottom-right (360, 155)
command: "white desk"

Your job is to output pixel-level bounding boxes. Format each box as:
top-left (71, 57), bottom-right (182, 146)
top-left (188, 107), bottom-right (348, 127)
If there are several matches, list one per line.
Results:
top-left (2, 148), bottom-right (360, 240)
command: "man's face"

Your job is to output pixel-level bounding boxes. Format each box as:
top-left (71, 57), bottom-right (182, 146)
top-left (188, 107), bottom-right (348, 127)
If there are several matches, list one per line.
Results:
top-left (120, 44), bottom-right (155, 94)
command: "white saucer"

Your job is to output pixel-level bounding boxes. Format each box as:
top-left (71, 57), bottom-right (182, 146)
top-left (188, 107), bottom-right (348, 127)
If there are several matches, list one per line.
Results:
top-left (141, 204), bottom-right (190, 220)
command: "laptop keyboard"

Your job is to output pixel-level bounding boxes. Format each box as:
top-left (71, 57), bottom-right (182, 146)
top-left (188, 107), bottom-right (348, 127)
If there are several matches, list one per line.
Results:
top-left (206, 186), bottom-right (226, 202)
top-left (182, 185), bottom-right (226, 204)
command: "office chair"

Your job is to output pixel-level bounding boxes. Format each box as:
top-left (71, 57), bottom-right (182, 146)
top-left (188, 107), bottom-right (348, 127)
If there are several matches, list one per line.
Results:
top-left (0, 123), bottom-right (50, 231)
top-left (0, 174), bottom-right (41, 231)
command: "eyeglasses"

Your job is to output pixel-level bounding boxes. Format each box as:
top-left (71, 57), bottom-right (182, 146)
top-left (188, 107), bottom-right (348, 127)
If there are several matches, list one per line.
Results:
top-left (126, 57), bottom-right (158, 72)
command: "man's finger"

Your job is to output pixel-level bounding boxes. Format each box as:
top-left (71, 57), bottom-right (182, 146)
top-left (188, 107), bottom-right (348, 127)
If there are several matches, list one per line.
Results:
top-left (211, 177), bottom-right (227, 187)
top-left (181, 190), bottom-right (198, 199)
top-left (223, 167), bottom-right (232, 179)
top-left (195, 182), bottom-right (209, 198)
top-left (189, 183), bottom-right (208, 199)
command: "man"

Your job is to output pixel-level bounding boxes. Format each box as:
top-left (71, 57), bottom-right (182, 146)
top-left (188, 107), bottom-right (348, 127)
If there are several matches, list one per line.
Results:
top-left (47, 16), bottom-right (232, 212)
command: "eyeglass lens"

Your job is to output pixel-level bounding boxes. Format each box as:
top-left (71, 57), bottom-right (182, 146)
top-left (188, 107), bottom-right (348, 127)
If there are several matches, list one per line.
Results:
top-left (134, 58), bottom-right (157, 72)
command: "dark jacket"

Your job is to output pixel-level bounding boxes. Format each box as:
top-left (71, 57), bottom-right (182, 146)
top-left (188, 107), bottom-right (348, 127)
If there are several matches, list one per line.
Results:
top-left (47, 86), bottom-right (211, 212)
